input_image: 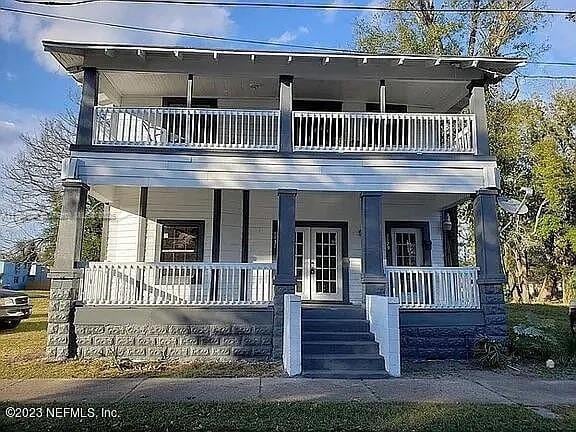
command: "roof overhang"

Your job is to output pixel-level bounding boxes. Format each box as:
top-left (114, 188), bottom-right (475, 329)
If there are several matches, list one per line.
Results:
top-left (43, 40), bottom-right (526, 84)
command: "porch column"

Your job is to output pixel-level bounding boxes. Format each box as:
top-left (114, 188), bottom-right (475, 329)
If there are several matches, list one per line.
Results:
top-left (279, 75), bottom-right (294, 154)
top-left (136, 187), bottom-right (148, 262)
top-left (273, 189), bottom-right (297, 359)
top-left (186, 74), bottom-right (194, 107)
top-left (76, 67), bottom-right (98, 147)
top-left (473, 188), bottom-right (507, 342)
top-left (443, 207), bottom-right (459, 267)
top-left (379, 80), bottom-right (386, 113)
top-left (47, 177), bottom-right (89, 360)
top-left (361, 192), bottom-right (388, 295)
top-left (468, 82), bottom-right (489, 156)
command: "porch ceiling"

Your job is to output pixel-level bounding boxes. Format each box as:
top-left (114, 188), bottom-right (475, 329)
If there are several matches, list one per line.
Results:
top-left (90, 186), bottom-right (468, 214)
top-left (99, 71), bottom-right (469, 112)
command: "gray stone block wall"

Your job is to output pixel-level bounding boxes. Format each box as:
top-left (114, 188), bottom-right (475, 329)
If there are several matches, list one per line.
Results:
top-left (400, 325), bottom-right (484, 360)
top-left (399, 310), bottom-right (487, 360)
top-left (480, 282), bottom-right (508, 343)
top-left (73, 306), bottom-right (273, 362)
top-left (75, 323), bottom-right (273, 361)
top-left (46, 274), bottom-right (81, 360)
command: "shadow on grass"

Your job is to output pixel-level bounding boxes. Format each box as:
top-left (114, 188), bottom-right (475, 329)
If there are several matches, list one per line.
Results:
top-left (1, 319), bottom-right (47, 334)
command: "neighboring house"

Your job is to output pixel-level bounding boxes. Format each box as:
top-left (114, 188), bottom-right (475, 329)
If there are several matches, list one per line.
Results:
top-left (44, 40), bottom-right (521, 377)
top-left (0, 261), bottom-right (48, 290)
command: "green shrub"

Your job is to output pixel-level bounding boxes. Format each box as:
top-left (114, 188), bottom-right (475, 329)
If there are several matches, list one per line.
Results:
top-left (507, 304), bottom-right (576, 370)
top-left (509, 324), bottom-right (560, 360)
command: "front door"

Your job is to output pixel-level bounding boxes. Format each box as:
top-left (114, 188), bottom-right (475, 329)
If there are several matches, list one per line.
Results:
top-left (295, 227), bottom-right (343, 301)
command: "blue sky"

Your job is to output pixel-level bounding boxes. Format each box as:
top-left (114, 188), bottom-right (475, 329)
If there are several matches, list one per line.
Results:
top-left (0, 0), bottom-right (575, 163)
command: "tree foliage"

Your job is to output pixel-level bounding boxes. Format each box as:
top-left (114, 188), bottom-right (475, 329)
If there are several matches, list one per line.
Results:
top-left (354, 1), bottom-right (576, 302)
top-left (0, 112), bottom-right (102, 266)
top-left (355, 0), bottom-right (547, 57)
top-left (489, 92), bottom-right (576, 302)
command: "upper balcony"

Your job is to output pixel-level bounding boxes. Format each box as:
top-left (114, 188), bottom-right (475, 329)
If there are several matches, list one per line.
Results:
top-left (94, 107), bottom-right (477, 154)
top-left (44, 41), bottom-right (525, 159)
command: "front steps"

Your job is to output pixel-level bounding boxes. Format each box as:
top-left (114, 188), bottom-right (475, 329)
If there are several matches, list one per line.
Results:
top-left (301, 305), bottom-right (388, 378)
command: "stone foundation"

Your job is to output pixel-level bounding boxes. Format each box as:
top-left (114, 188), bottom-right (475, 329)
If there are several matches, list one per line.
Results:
top-left (399, 310), bottom-right (486, 360)
top-left (400, 326), bottom-right (484, 360)
top-left (73, 306), bottom-right (273, 361)
top-left (46, 273), bottom-right (81, 360)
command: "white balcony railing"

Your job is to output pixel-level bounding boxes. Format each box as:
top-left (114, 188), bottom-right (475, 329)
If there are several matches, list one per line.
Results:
top-left (293, 112), bottom-right (477, 153)
top-left (80, 262), bottom-right (275, 306)
top-left (93, 107), bottom-right (280, 151)
top-left (93, 107), bottom-right (477, 154)
top-left (385, 266), bottom-right (480, 309)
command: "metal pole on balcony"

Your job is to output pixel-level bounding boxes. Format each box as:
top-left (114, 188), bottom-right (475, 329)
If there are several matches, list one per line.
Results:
top-left (279, 75), bottom-right (294, 154)
top-left (185, 74), bottom-right (194, 144)
top-left (379, 80), bottom-right (386, 113)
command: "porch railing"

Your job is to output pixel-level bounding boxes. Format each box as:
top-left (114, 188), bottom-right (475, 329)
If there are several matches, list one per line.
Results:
top-left (79, 262), bottom-right (275, 306)
top-left (93, 107), bottom-right (280, 151)
top-left (293, 112), bottom-right (477, 153)
top-left (93, 107), bottom-right (477, 154)
top-left (385, 266), bottom-right (480, 309)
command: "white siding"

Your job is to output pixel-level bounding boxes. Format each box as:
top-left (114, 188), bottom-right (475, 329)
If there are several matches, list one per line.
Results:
top-left (217, 98), bottom-right (278, 110)
top-left (144, 188), bottom-right (213, 262)
top-left (248, 191), bottom-right (445, 305)
top-left (105, 187), bottom-right (140, 262)
top-left (74, 152), bottom-right (497, 193)
top-left (103, 187), bottom-right (446, 305)
top-left (220, 189), bottom-right (243, 262)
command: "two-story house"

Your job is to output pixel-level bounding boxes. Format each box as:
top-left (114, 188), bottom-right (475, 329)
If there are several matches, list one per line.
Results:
top-left (44, 40), bottom-right (522, 377)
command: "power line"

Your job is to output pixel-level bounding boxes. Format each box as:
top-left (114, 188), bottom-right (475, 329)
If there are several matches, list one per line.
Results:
top-left (3, 4), bottom-right (576, 77)
top-left (8, 0), bottom-right (576, 15)
top-left (518, 74), bottom-right (576, 80)
top-left (0, 5), bottom-right (362, 52)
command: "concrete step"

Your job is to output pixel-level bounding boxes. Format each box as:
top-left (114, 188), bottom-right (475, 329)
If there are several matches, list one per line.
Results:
top-left (302, 318), bottom-right (370, 333)
top-left (302, 341), bottom-right (379, 355)
top-left (302, 354), bottom-right (386, 371)
top-left (302, 306), bottom-right (365, 320)
top-left (301, 369), bottom-right (390, 379)
top-left (302, 331), bottom-right (375, 342)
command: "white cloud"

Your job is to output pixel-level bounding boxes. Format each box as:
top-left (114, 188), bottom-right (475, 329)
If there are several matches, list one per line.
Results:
top-left (268, 26), bottom-right (310, 44)
top-left (0, 104), bottom-right (45, 162)
top-left (0, 3), bottom-right (234, 73)
top-left (323, 0), bottom-right (350, 24)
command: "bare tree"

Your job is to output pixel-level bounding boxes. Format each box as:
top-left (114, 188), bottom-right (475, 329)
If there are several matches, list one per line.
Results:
top-left (0, 112), bottom-right (74, 224)
top-left (0, 111), bottom-right (102, 264)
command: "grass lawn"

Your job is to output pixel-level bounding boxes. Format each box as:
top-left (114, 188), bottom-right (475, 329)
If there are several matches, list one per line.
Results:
top-left (507, 303), bottom-right (576, 377)
top-left (2, 290), bottom-right (575, 379)
top-left (0, 290), bottom-right (282, 379)
top-left (0, 402), bottom-right (575, 432)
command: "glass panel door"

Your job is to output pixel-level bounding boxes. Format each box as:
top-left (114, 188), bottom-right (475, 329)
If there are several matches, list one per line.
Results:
top-left (294, 227), bottom-right (342, 301)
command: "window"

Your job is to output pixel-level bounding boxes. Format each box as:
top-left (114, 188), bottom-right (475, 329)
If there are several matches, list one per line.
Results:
top-left (392, 229), bottom-right (422, 266)
top-left (159, 221), bottom-right (205, 263)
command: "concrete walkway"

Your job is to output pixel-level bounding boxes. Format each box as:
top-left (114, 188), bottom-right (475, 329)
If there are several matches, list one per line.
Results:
top-left (1, 374), bottom-right (575, 406)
